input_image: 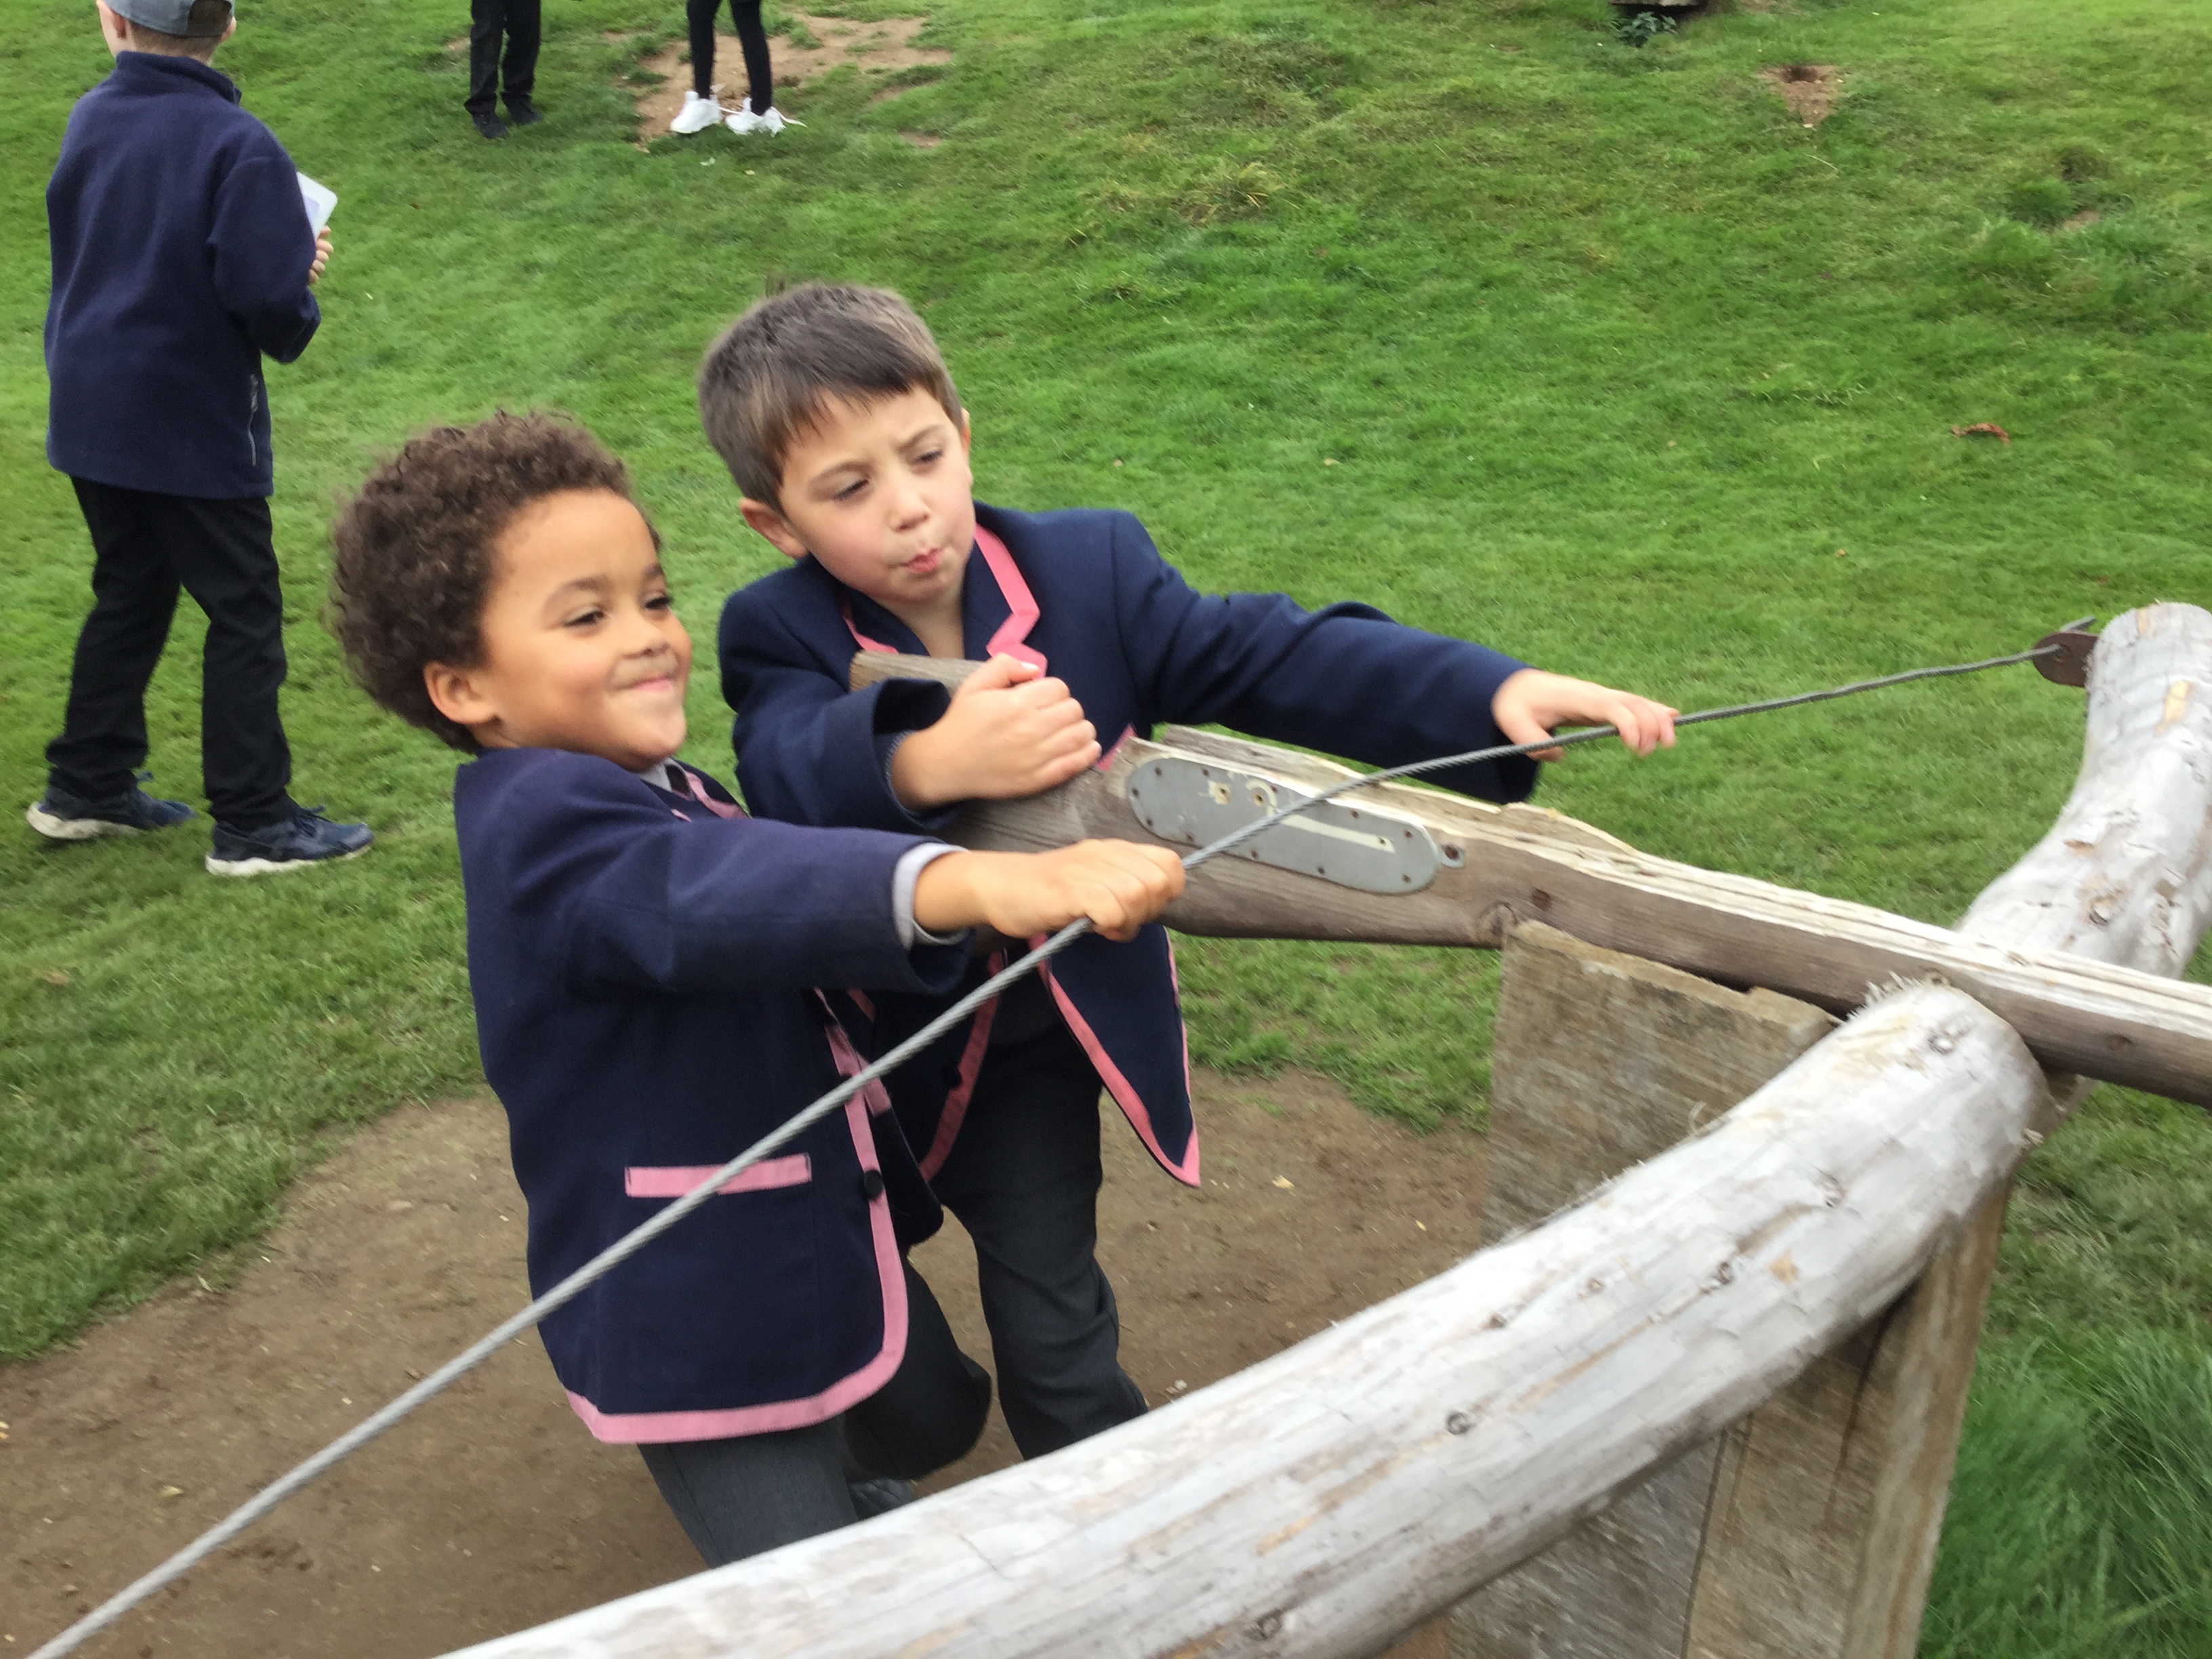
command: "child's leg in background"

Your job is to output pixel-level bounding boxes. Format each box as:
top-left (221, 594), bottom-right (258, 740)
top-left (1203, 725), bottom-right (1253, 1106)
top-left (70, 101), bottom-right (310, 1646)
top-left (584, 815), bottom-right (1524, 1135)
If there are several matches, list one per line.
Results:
top-left (498, 0), bottom-right (541, 114)
top-left (45, 481), bottom-right (185, 804)
top-left (640, 1262), bottom-right (990, 1566)
top-left (731, 0), bottom-right (775, 115)
top-left (928, 1021), bottom-right (1149, 1458)
top-left (465, 0), bottom-right (510, 117)
top-left (684, 0), bottom-right (721, 98)
top-left (163, 494), bottom-right (293, 829)
top-left (47, 483), bottom-right (293, 828)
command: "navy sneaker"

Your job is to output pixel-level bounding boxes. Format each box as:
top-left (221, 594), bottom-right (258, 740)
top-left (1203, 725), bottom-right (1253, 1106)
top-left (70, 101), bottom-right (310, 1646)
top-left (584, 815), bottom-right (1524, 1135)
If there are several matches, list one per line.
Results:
top-left (507, 101), bottom-right (542, 127)
top-left (472, 111), bottom-right (509, 140)
top-left (205, 806), bottom-right (373, 877)
top-left (26, 782), bottom-right (195, 842)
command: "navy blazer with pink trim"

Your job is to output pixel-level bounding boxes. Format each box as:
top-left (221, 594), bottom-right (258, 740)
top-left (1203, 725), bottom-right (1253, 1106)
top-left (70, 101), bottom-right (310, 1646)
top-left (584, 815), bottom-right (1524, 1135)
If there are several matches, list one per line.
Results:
top-left (454, 747), bottom-right (966, 1442)
top-left (717, 501), bottom-right (1538, 1187)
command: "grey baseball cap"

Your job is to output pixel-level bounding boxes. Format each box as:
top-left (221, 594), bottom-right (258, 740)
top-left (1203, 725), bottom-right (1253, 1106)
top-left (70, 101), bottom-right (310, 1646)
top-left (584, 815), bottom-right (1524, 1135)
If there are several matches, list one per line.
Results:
top-left (110, 0), bottom-right (234, 37)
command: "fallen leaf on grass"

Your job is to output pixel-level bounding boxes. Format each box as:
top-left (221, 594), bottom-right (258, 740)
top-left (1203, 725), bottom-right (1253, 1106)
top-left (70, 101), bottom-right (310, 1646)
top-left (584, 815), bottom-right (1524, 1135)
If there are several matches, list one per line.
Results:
top-left (1950, 423), bottom-right (2011, 443)
top-left (1272, 1175), bottom-right (1295, 1189)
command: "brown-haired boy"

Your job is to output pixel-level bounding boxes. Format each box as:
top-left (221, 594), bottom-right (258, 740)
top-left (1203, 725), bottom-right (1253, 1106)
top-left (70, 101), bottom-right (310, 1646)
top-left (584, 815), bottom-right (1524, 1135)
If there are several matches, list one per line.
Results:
top-left (327, 411), bottom-right (1183, 1563)
top-left (709, 282), bottom-right (1677, 1460)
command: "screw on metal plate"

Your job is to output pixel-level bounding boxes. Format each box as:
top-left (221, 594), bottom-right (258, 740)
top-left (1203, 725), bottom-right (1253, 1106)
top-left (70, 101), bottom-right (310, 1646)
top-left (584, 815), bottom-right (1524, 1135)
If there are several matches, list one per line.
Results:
top-left (1125, 758), bottom-right (1446, 894)
top-left (2032, 617), bottom-right (2098, 689)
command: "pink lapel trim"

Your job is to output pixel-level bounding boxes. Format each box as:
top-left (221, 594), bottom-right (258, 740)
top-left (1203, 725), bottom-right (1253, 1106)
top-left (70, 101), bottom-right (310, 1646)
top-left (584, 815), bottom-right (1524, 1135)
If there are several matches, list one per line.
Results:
top-left (972, 526), bottom-right (1048, 672)
top-left (836, 523), bottom-right (1046, 672)
top-left (916, 954), bottom-right (1002, 1181)
top-left (1039, 950), bottom-right (1201, 1187)
top-left (840, 595), bottom-right (900, 656)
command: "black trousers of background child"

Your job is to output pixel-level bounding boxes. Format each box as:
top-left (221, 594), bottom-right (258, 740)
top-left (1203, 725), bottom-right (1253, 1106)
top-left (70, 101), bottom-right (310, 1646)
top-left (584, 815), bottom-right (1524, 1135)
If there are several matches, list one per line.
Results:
top-left (640, 1260), bottom-right (992, 1565)
top-left (466, 0), bottom-right (541, 117)
top-left (46, 480), bottom-right (293, 830)
top-left (687, 0), bottom-right (772, 111)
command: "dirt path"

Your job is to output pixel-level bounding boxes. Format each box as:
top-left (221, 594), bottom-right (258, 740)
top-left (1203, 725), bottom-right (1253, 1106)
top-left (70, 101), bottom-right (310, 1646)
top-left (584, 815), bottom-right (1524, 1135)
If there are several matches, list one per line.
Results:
top-left (2, 1069), bottom-right (1485, 1657)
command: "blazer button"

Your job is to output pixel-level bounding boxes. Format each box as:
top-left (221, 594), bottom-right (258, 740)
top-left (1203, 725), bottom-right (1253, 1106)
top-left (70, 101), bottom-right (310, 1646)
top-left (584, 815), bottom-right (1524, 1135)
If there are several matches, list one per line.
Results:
top-left (859, 1169), bottom-right (886, 1200)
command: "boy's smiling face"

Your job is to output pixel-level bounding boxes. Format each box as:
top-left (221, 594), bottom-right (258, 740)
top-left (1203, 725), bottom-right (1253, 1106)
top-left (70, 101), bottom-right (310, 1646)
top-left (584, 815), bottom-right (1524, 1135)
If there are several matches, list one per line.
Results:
top-left (739, 387), bottom-right (977, 632)
top-left (424, 489), bottom-right (692, 771)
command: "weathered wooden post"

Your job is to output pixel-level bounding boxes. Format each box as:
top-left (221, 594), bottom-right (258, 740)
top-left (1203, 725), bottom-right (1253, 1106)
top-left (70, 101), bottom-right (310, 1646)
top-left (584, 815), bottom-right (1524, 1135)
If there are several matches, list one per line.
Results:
top-left (1452, 602), bottom-right (2212, 1659)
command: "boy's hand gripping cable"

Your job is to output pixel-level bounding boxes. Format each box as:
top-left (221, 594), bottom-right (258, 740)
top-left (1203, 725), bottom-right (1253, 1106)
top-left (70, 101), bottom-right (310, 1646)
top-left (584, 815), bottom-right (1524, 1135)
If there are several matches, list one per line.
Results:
top-left (29, 621), bottom-right (2092, 1659)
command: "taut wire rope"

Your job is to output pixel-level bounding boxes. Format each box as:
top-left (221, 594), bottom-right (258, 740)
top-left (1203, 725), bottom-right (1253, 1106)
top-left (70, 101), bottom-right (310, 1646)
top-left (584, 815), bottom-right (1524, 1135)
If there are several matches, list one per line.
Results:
top-left (30, 628), bottom-right (2079, 1659)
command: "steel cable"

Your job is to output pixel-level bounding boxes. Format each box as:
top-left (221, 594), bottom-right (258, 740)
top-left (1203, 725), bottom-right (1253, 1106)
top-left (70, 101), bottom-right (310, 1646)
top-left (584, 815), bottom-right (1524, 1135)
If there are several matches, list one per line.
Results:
top-left (29, 630), bottom-right (2070, 1659)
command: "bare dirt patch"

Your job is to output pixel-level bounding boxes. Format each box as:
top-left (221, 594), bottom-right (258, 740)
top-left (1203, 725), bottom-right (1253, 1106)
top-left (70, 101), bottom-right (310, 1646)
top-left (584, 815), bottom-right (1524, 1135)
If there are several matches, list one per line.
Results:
top-left (629, 9), bottom-right (950, 137)
top-left (1762, 62), bottom-right (1842, 127)
top-left (899, 129), bottom-right (944, 148)
top-left (2, 1069), bottom-right (1479, 1657)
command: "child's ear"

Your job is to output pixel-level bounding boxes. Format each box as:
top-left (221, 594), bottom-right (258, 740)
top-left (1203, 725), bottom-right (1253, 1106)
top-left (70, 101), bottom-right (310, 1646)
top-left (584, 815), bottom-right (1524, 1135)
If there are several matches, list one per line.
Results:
top-left (424, 661), bottom-right (499, 737)
top-left (739, 497), bottom-right (810, 562)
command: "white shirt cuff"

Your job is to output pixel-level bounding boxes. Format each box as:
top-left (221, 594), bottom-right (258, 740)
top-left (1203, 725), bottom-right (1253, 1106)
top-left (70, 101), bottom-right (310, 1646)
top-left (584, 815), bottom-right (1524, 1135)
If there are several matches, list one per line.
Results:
top-left (893, 843), bottom-right (968, 950)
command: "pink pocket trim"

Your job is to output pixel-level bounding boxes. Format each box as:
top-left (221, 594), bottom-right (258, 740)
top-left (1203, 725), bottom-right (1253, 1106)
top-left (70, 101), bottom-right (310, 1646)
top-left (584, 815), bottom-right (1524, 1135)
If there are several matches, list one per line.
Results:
top-left (622, 1155), bottom-right (812, 1199)
top-left (572, 1062), bottom-right (908, 1443)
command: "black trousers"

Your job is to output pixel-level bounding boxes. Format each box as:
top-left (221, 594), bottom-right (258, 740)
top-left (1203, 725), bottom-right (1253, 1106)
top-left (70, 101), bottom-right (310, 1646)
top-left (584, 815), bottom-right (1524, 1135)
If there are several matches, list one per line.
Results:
top-left (639, 1260), bottom-right (990, 1565)
top-left (930, 1019), bottom-right (1149, 1458)
top-left (686, 0), bottom-right (771, 109)
top-left (46, 480), bottom-right (292, 830)
top-left (466, 0), bottom-right (540, 116)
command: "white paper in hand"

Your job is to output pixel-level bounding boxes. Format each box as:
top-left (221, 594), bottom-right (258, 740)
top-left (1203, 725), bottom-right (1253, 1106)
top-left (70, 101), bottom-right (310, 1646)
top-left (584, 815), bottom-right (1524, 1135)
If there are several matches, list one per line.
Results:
top-left (298, 173), bottom-right (337, 236)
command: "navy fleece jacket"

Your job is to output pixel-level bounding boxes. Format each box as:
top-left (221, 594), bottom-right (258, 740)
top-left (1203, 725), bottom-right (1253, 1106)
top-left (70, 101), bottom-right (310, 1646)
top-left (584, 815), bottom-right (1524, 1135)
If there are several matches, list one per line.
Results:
top-left (45, 52), bottom-right (320, 499)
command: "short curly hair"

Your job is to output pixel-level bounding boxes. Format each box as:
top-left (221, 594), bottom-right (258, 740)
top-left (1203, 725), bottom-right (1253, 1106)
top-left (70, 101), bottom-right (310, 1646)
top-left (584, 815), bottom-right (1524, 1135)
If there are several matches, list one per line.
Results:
top-left (328, 412), bottom-right (641, 753)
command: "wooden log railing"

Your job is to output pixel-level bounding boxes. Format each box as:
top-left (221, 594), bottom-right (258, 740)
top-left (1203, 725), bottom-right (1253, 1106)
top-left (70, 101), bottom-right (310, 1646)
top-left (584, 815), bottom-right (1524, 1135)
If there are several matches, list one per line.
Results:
top-left (446, 605), bottom-right (2212, 1659)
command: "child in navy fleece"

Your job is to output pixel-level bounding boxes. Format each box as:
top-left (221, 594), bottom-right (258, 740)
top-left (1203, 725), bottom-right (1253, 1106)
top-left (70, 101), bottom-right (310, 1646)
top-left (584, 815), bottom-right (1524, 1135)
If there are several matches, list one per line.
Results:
top-left (30, 0), bottom-right (370, 875)
top-left (327, 412), bottom-right (1183, 1564)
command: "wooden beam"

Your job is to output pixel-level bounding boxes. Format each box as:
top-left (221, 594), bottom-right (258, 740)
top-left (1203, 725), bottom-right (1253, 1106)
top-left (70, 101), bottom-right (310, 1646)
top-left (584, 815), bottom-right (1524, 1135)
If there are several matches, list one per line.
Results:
top-left (848, 613), bottom-right (2212, 1107)
top-left (447, 988), bottom-right (2049, 1659)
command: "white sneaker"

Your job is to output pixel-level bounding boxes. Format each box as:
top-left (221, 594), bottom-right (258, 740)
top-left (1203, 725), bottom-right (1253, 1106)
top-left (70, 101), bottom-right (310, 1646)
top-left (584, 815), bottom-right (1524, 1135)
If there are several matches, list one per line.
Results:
top-left (670, 89), bottom-right (724, 135)
top-left (726, 106), bottom-right (801, 136)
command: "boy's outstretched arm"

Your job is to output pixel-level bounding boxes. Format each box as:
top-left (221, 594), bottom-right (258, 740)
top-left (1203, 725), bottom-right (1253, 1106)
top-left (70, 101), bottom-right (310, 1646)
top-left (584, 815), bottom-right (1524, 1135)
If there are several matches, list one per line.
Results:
top-left (914, 840), bottom-right (1184, 942)
top-left (1492, 669), bottom-right (1679, 762)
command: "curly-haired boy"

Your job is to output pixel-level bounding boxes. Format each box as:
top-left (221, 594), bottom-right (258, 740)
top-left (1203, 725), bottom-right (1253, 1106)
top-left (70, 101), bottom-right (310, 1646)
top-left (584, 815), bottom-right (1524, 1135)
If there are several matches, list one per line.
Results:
top-left (327, 411), bottom-right (1182, 1563)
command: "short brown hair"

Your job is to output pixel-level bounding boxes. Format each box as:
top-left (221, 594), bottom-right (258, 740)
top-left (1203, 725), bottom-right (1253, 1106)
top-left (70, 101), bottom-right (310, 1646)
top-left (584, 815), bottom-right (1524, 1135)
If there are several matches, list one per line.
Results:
top-left (696, 283), bottom-right (961, 510)
top-left (327, 413), bottom-right (640, 754)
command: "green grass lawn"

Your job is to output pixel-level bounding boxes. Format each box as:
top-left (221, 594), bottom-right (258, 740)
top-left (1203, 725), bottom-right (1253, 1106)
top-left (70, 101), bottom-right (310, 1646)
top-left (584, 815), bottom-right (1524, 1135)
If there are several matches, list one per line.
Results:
top-left (3, 0), bottom-right (2209, 1647)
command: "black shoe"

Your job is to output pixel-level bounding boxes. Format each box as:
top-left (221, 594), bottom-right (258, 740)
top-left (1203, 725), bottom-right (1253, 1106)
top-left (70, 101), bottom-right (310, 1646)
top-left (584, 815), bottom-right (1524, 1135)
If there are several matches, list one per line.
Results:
top-left (507, 101), bottom-right (542, 127)
top-left (26, 781), bottom-right (195, 841)
top-left (206, 806), bottom-right (373, 877)
top-left (847, 1476), bottom-right (915, 1520)
top-left (472, 112), bottom-right (510, 140)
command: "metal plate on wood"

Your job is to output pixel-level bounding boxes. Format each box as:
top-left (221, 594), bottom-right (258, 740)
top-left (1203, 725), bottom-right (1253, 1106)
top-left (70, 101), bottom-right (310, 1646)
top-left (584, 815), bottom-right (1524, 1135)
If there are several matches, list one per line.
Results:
top-left (1124, 758), bottom-right (1451, 894)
